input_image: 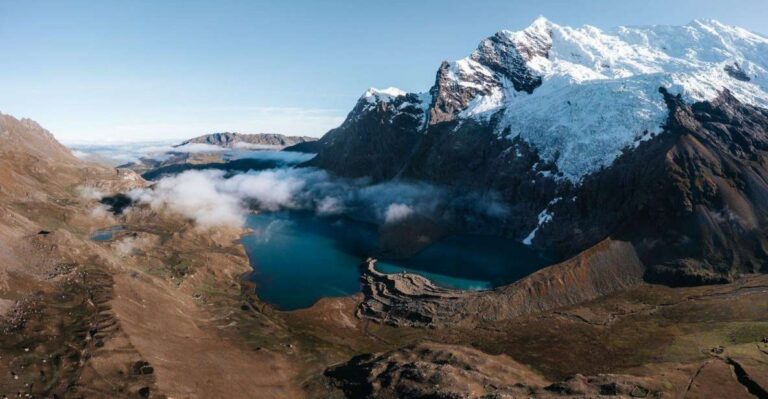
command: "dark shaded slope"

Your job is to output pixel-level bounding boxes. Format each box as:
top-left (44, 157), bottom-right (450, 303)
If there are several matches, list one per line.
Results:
top-left (282, 140), bottom-right (324, 153)
top-left (542, 89), bottom-right (768, 285)
top-left (306, 93), bottom-right (426, 181)
top-left (308, 88), bottom-right (768, 285)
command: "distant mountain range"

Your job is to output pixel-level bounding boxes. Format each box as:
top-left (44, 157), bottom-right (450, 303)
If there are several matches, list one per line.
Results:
top-left (304, 18), bottom-right (768, 285)
top-left (177, 132), bottom-right (316, 149)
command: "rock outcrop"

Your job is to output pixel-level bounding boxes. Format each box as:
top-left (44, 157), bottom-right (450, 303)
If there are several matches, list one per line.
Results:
top-left (358, 239), bottom-right (645, 327)
top-left (325, 342), bottom-right (550, 399)
top-left (325, 342), bottom-right (670, 399)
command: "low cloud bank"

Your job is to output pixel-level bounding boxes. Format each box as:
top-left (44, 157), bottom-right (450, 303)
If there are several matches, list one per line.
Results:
top-left (128, 167), bottom-right (509, 229)
top-left (384, 204), bottom-right (414, 224)
top-left (68, 141), bottom-right (312, 167)
top-left (69, 141), bottom-right (179, 166)
top-left (129, 170), bottom-right (245, 228)
top-left (229, 150), bottom-right (315, 164)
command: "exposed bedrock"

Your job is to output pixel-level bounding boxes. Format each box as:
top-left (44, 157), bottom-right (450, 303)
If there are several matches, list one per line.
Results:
top-left (312, 88), bottom-right (768, 286)
top-left (324, 341), bottom-right (550, 399)
top-left (307, 92), bottom-right (427, 181)
top-left (307, 18), bottom-right (768, 286)
top-left (324, 341), bottom-right (668, 399)
top-left (543, 89), bottom-right (768, 285)
top-left (358, 239), bottom-right (645, 328)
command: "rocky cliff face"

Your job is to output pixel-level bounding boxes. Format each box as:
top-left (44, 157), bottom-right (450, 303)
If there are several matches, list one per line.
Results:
top-left (177, 131), bottom-right (316, 148)
top-left (308, 88), bottom-right (429, 180)
top-left (545, 89), bottom-right (768, 285)
top-left (308, 18), bottom-right (768, 285)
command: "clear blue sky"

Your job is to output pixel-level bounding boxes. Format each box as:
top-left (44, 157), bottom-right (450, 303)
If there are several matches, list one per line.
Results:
top-left (1, 0), bottom-right (766, 142)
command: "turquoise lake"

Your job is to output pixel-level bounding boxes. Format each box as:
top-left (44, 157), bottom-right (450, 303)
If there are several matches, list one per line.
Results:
top-left (241, 212), bottom-right (551, 310)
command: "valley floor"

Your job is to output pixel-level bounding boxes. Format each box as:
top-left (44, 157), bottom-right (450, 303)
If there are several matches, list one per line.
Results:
top-left (1, 161), bottom-right (767, 399)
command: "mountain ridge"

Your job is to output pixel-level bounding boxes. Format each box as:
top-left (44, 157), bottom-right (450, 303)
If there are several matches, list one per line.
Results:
top-left (177, 131), bottom-right (316, 149)
top-left (307, 18), bottom-right (768, 285)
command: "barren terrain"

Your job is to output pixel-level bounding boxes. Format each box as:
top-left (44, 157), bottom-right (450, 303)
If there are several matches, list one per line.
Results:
top-left (2, 113), bottom-right (768, 398)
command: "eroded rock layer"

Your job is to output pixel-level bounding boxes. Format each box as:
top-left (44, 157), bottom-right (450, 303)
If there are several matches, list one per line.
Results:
top-left (358, 239), bottom-right (645, 328)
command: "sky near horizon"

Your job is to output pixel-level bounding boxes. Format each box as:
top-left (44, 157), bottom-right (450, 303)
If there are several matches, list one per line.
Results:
top-left (1, 0), bottom-right (766, 142)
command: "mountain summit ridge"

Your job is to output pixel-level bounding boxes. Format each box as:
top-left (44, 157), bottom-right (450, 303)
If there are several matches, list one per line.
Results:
top-left (307, 18), bottom-right (768, 285)
top-left (329, 17), bottom-right (768, 182)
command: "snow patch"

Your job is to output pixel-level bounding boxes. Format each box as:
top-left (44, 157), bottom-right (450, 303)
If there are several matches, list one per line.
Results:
top-left (522, 209), bottom-right (553, 245)
top-left (460, 85), bottom-right (505, 119)
top-left (362, 87), bottom-right (407, 103)
top-left (522, 197), bottom-right (561, 245)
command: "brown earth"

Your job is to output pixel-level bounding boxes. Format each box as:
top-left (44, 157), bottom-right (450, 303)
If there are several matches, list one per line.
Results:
top-left (0, 113), bottom-right (301, 398)
top-left (2, 112), bottom-right (768, 399)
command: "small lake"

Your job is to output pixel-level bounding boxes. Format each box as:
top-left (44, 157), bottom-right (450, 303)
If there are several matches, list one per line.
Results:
top-left (91, 225), bottom-right (126, 241)
top-left (241, 212), bottom-right (551, 310)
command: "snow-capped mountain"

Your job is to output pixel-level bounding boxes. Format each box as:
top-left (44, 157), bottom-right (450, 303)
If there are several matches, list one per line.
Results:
top-left (305, 18), bottom-right (768, 285)
top-left (459, 17), bottom-right (768, 181)
top-left (349, 17), bottom-right (768, 182)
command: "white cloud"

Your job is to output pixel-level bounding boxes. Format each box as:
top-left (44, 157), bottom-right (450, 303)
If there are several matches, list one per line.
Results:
top-left (232, 142), bottom-right (281, 150)
top-left (220, 169), bottom-right (307, 211)
top-left (68, 141), bottom-right (316, 168)
top-left (115, 236), bottom-right (139, 257)
top-left (170, 143), bottom-right (227, 153)
top-left (230, 150), bottom-right (316, 164)
top-left (77, 185), bottom-right (105, 200)
top-left (130, 170), bottom-right (246, 228)
top-left (316, 196), bottom-right (345, 215)
top-left (384, 203), bottom-right (414, 224)
top-left (127, 166), bottom-right (511, 230)
top-left (90, 204), bottom-right (115, 222)
top-left (66, 140), bottom-right (178, 166)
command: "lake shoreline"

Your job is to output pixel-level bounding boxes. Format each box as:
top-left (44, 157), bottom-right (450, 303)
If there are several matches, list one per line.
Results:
top-left (239, 210), bottom-right (551, 310)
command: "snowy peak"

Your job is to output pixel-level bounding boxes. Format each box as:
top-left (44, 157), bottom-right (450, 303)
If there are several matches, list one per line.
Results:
top-left (687, 18), bottom-right (768, 46)
top-left (176, 132), bottom-right (316, 149)
top-left (361, 87), bottom-right (408, 103)
top-left (424, 17), bottom-right (768, 181)
top-left (498, 15), bottom-right (554, 62)
top-left (349, 87), bottom-right (431, 128)
top-left (429, 17), bottom-right (554, 125)
top-left (428, 59), bottom-right (502, 125)
top-left (333, 19), bottom-right (768, 183)
top-left (529, 15), bottom-right (552, 29)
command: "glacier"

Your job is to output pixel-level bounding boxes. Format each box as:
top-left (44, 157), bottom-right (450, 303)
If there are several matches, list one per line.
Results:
top-left (362, 17), bottom-right (768, 183)
top-left (468, 17), bottom-right (768, 181)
